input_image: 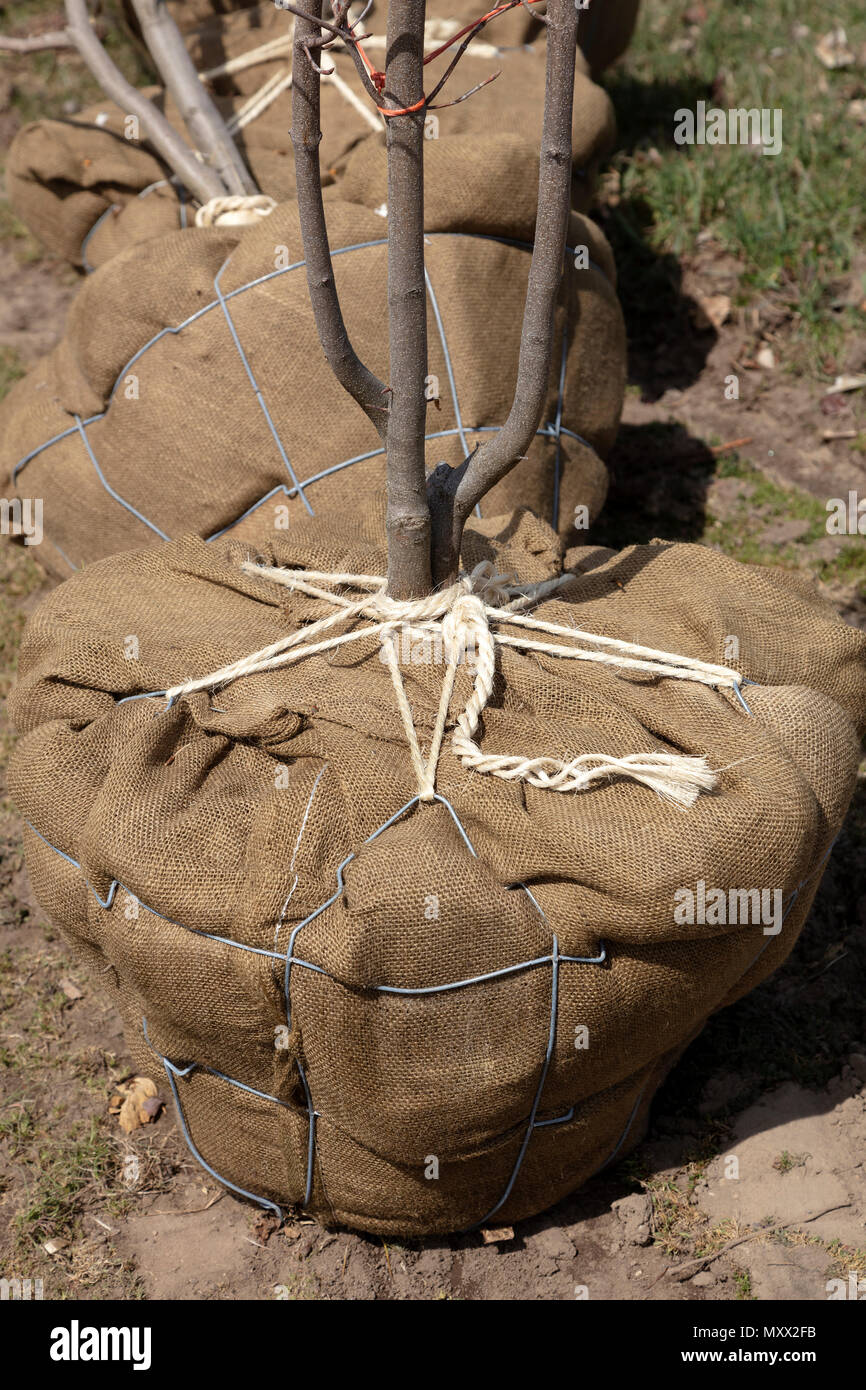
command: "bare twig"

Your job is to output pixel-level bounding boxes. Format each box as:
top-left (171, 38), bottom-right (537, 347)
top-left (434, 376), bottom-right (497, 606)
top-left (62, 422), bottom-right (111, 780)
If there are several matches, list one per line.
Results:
top-left (382, 0), bottom-right (431, 599)
top-left (427, 0), bottom-right (578, 584)
top-left (290, 1), bottom-right (389, 437)
top-left (64, 0), bottom-right (223, 205)
top-left (643, 1203), bottom-right (854, 1295)
top-left (0, 29), bottom-right (75, 53)
top-left (130, 0), bottom-right (257, 196)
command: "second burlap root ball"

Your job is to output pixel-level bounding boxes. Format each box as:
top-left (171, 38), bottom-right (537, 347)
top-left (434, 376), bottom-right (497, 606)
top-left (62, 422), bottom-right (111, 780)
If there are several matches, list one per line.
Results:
top-left (7, 0), bottom-right (616, 269)
top-left (1, 133), bottom-right (625, 581)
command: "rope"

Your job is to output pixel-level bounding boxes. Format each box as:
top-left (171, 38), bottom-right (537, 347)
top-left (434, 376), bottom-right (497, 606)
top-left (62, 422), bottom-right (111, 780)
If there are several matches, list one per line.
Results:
top-left (226, 68), bottom-right (294, 133)
top-left (194, 194), bottom-right (278, 227)
top-left (159, 561), bottom-right (746, 808)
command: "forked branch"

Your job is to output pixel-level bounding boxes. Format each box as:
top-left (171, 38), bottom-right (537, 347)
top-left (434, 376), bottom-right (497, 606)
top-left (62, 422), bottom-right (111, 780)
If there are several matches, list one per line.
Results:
top-left (287, 0), bottom-right (575, 596)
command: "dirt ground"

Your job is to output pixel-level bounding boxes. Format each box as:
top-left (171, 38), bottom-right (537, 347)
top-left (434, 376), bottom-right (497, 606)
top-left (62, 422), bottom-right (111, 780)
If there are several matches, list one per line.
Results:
top-left (1, 10), bottom-right (865, 1304)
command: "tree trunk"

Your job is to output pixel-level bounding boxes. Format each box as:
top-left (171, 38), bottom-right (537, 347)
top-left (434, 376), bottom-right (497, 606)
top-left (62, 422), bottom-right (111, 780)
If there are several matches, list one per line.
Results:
top-left (383, 0), bottom-right (432, 600)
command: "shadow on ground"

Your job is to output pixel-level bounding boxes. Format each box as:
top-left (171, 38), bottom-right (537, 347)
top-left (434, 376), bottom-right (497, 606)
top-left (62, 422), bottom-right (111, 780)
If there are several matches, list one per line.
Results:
top-left (590, 421), bottom-right (717, 548)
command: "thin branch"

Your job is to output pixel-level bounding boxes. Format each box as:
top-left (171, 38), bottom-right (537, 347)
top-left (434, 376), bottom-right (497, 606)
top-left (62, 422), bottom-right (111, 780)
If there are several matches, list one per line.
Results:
top-left (382, 0), bottom-right (431, 600)
top-left (0, 29), bottom-right (76, 52)
top-left (64, 0), bottom-right (223, 205)
top-left (428, 71), bottom-right (500, 110)
top-left (427, 0), bottom-right (578, 585)
top-left (289, 0), bottom-right (390, 441)
top-left (130, 0), bottom-right (257, 196)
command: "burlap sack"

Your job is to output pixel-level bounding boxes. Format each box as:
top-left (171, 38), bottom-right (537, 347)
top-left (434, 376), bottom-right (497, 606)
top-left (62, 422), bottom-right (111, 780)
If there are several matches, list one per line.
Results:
top-left (6, 1), bottom-right (615, 268)
top-left (9, 495), bottom-right (865, 1234)
top-left (1, 131), bottom-right (625, 582)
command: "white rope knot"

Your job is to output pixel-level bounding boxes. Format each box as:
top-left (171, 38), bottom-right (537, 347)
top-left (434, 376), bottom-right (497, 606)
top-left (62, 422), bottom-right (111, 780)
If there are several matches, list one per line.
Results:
top-left (161, 560), bottom-right (747, 810)
top-left (441, 588), bottom-right (487, 665)
top-left (194, 194), bottom-right (278, 228)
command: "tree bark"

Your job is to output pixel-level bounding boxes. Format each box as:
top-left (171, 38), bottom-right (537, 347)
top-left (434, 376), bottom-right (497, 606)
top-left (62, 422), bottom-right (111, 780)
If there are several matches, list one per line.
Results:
top-left (130, 0), bottom-right (257, 196)
top-left (427, 0), bottom-right (578, 586)
top-left (64, 0), bottom-right (224, 205)
top-left (382, 0), bottom-right (431, 599)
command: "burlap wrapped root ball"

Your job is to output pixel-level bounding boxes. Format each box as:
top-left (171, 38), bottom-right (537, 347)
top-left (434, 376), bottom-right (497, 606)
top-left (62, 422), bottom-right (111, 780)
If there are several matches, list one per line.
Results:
top-left (1, 132), bottom-right (624, 583)
top-left (9, 497), bottom-right (866, 1235)
top-left (6, 0), bottom-right (615, 269)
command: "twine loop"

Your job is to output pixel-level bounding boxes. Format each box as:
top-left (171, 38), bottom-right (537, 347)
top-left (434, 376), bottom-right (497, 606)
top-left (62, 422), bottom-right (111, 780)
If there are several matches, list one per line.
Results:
top-left (195, 194), bottom-right (278, 227)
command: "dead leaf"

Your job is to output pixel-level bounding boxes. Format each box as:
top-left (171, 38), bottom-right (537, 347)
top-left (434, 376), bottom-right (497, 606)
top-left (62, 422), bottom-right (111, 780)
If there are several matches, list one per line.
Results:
top-left (109, 1075), bottom-right (162, 1133)
top-left (252, 1211), bottom-right (282, 1243)
top-left (480, 1225), bottom-right (515, 1245)
top-left (58, 977), bottom-right (84, 1001)
top-left (692, 293), bottom-right (732, 331)
top-left (43, 1238), bottom-right (69, 1255)
top-left (815, 27), bottom-right (854, 69)
top-left (756, 345), bottom-right (776, 370)
top-left (824, 373), bottom-right (866, 394)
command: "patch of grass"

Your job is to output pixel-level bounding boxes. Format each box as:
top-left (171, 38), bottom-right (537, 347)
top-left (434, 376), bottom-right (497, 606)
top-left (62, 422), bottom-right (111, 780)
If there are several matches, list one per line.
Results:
top-left (603, 1), bottom-right (866, 369)
top-left (772, 1150), bottom-right (808, 1174)
top-left (709, 451), bottom-right (866, 590)
top-left (644, 1176), bottom-right (705, 1257)
top-left (0, 201), bottom-right (43, 265)
top-left (0, 1100), bottom-right (37, 1156)
top-left (0, 2), bottom-right (155, 128)
top-left (11, 1116), bottom-right (118, 1250)
top-left (695, 1218), bottom-right (739, 1261)
top-left (732, 1267), bottom-right (755, 1300)
top-left (0, 346), bottom-right (26, 402)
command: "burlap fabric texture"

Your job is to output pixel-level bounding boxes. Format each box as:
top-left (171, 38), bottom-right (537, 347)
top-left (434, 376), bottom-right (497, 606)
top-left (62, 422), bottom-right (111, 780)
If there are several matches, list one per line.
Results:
top-left (7, 0), bottom-right (616, 269)
top-left (2, 131), bottom-right (625, 582)
top-left (9, 496), bottom-right (865, 1234)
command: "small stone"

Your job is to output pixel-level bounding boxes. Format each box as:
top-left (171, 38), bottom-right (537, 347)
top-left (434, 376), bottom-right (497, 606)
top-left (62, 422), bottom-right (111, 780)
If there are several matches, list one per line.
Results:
top-left (691, 1270), bottom-right (715, 1288)
top-left (480, 1225), bottom-right (514, 1245)
top-left (847, 1052), bottom-right (866, 1084)
top-left (612, 1193), bottom-right (653, 1246)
